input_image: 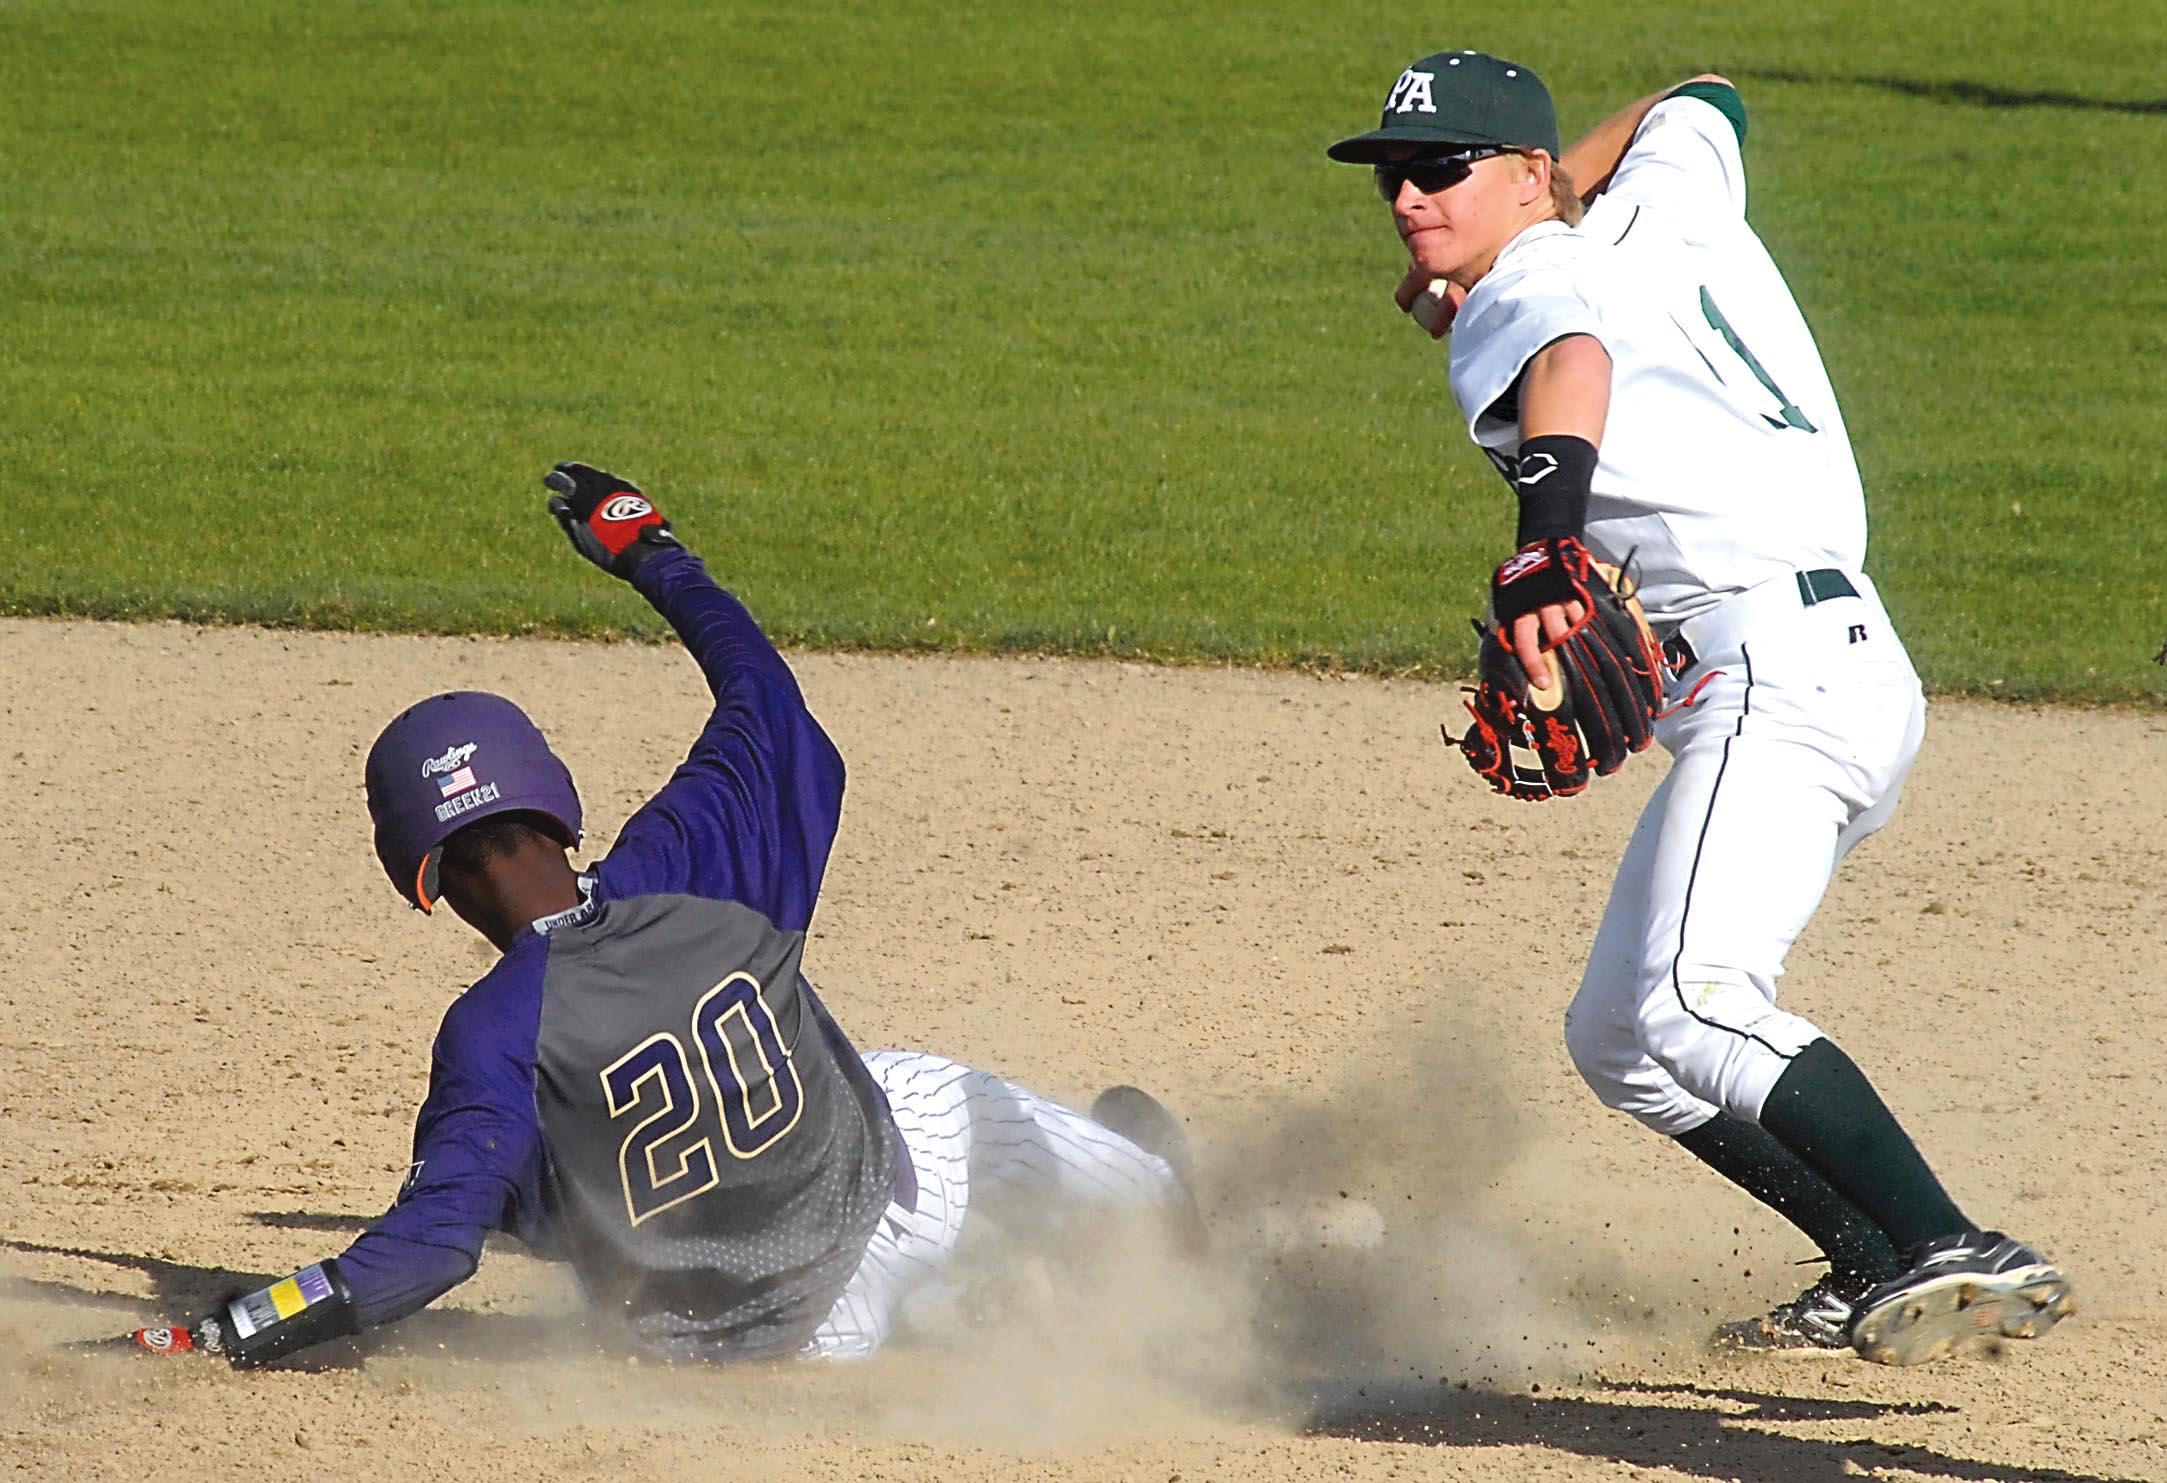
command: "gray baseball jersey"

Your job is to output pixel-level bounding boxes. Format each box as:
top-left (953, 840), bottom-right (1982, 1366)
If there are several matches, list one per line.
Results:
top-left (535, 892), bottom-right (899, 1360)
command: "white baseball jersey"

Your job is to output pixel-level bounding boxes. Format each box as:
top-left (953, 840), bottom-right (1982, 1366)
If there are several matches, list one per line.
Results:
top-left (1447, 95), bottom-right (1867, 628)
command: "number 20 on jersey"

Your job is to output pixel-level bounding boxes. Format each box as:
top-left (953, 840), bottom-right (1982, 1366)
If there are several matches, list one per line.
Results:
top-left (599, 973), bottom-right (805, 1226)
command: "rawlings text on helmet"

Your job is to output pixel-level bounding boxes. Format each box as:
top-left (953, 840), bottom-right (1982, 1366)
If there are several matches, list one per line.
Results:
top-left (420, 742), bottom-right (480, 778)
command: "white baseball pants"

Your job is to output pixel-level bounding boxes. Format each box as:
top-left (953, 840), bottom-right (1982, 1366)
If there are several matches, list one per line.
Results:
top-left (1564, 571), bottom-right (1927, 1136)
top-left (804, 1050), bottom-right (1185, 1359)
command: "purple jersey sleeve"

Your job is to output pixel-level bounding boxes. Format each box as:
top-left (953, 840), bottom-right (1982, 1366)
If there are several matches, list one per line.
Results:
top-left (592, 547), bottom-right (846, 932)
top-left (335, 938), bottom-right (552, 1329)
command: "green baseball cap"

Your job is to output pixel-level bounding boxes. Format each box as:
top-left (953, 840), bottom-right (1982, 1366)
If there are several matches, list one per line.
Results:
top-left (1327, 51), bottom-right (1560, 162)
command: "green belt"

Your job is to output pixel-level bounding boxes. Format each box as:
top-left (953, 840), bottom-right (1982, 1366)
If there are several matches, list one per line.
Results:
top-left (1664, 569), bottom-right (1861, 675)
top-left (1795, 568), bottom-right (1858, 607)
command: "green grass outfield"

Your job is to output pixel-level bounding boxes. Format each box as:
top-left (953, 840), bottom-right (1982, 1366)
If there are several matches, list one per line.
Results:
top-left (4, 0), bottom-right (2162, 701)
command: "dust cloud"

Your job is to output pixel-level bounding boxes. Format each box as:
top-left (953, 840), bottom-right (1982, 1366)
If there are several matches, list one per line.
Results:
top-left (857, 1018), bottom-right (1656, 1450)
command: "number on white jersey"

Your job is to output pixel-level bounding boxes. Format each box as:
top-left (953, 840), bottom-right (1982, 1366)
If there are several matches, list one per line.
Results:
top-left (1699, 286), bottom-right (1817, 434)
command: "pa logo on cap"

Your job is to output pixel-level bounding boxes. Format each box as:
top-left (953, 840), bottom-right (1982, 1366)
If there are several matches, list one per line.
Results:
top-left (1385, 68), bottom-right (1438, 115)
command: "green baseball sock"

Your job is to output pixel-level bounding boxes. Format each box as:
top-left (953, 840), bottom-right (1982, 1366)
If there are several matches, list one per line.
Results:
top-left (1757, 1038), bottom-right (1974, 1253)
top-left (1673, 1112), bottom-right (1903, 1283)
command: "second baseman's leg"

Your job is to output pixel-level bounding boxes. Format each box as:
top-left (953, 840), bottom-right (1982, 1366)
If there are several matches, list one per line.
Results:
top-left (1619, 623), bottom-right (1982, 1255)
top-left (1567, 615), bottom-right (1934, 1281)
top-left (1568, 716), bottom-right (1901, 1284)
top-left (1627, 716), bottom-right (1860, 1121)
top-left (1566, 764), bottom-right (1725, 1136)
top-left (1612, 616), bottom-right (1927, 1126)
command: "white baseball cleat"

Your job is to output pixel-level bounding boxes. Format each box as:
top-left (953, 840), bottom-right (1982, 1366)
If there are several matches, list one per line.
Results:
top-left (1848, 1231), bottom-right (2076, 1366)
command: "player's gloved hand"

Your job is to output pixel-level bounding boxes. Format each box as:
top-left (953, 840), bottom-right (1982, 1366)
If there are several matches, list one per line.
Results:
top-left (544, 461), bottom-right (680, 579)
top-left (1450, 625), bottom-right (1591, 800)
top-left (90, 1313), bottom-right (242, 1366)
top-left (1447, 554), bottom-right (1665, 801)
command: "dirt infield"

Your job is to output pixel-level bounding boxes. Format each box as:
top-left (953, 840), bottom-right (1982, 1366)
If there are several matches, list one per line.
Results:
top-left (3, 617), bottom-right (2162, 1482)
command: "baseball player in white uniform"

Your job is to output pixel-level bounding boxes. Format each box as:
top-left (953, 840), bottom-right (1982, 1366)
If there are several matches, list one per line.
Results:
top-left (1330, 54), bottom-right (2075, 1363)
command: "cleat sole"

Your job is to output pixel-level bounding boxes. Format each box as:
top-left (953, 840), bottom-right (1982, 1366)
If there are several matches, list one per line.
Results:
top-left (1852, 1265), bottom-right (2074, 1367)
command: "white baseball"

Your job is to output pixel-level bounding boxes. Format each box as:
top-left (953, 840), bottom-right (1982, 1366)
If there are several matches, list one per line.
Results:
top-left (1411, 278), bottom-right (1457, 335)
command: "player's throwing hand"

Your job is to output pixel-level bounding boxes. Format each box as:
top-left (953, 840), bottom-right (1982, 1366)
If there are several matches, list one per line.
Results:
top-left (1393, 267), bottom-right (1463, 338)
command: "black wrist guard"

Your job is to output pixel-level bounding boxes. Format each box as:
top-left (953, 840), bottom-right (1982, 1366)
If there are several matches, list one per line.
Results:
top-left (1511, 433), bottom-right (1597, 547)
top-left (199, 1258), bottom-right (360, 1369)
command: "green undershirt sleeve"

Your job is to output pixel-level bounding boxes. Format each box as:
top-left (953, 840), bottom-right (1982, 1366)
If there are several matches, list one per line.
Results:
top-left (1667, 80), bottom-right (1747, 145)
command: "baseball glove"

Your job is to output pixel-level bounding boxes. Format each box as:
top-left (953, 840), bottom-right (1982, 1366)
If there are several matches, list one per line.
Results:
top-left (1446, 543), bottom-right (1665, 801)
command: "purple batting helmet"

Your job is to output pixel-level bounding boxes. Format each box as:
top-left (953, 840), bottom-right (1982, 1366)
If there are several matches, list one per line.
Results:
top-left (364, 692), bottom-right (583, 912)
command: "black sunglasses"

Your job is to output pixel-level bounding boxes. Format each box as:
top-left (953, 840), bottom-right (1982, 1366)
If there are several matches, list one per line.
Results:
top-left (1373, 146), bottom-right (1514, 202)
